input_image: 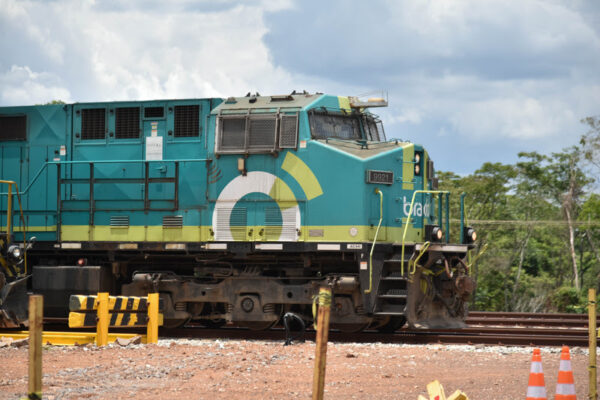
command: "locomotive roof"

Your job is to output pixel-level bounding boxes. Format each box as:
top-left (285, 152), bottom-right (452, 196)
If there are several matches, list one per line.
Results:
top-left (211, 93), bottom-right (322, 114)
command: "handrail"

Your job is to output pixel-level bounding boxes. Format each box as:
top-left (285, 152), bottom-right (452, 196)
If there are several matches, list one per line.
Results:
top-left (401, 190), bottom-right (450, 275)
top-left (364, 188), bottom-right (383, 294)
top-left (409, 241), bottom-right (430, 275)
top-left (0, 158), bottom-right (210, 196)
top-left (0, 180), bottom-right (28, 275)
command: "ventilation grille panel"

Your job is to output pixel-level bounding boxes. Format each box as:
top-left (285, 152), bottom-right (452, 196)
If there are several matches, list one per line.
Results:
top-left (115, 107), bottom-right (140, 139)
top-left (163, 215), bottom-right (183, 228)
top-left (215, 207), bottom-right (247, 241)
top-left (81, 108), bottom-right (106, 140)
top-left (110, 216), bottom-right (130, 227)
top-left (144, 107), bottom-right (164, 119)
top-left (0, 115), bottom-right (26, 141)
top-left (174, 105), bottom-right (199, 137)
top-left (248, 118), bottom-right (276, 149)
top-left (279, 115), bottom-right (298, 148)
top-left (220, 117), bottom-right (246, 150)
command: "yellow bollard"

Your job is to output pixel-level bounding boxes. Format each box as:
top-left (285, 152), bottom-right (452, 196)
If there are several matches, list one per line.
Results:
top-left (590, 288), bottom-right (597, 400)
top-left (312, 287), bottom-right (332, 400)
top-left (28, 295), bottom-right (43, 400)
top-left (146, 293), bottom-right (159, 344)
top-left (96, 292), bottom-right (109, 346)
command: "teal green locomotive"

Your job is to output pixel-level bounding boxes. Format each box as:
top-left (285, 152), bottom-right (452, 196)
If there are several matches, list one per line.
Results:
top-left (0, 93), bottom-right (476, 331)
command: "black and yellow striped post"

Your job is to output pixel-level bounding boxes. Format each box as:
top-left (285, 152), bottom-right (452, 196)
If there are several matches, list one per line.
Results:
top-left (28, 295), bottom-right (43, 400)
top-left (68, 293), bottom-right (163, 344)
top-left (96, 292), bottom-right (109, 346)
top-left (312, 287), bottom-right (332, 400)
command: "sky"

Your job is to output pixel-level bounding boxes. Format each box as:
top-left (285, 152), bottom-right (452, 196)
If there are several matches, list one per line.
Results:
top-left (1, 0), bottom-right (599, 174)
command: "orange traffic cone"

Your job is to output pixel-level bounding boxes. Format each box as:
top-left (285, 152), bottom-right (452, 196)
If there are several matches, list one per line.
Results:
top-left (526, 348), bottom-right (547, 400)
top-left (556, 345), bottom-right (576, 399)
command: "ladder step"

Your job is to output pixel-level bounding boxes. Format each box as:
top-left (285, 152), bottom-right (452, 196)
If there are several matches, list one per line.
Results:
top-left (380, 276), bottom-right (407, 281)
top-left (374, 311), bottom-right (406, 316)
top-left (378, 294), bottom-right (407, 299)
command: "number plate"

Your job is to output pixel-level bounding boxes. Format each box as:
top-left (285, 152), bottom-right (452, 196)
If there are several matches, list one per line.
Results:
top-left (366, 170), bottom-right (394, 185)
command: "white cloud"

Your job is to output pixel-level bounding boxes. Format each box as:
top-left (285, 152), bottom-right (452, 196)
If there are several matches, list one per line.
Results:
top-left (0, 0), bottom-right (298, 103)
top-left (0, 65), bottom-right (71, 105)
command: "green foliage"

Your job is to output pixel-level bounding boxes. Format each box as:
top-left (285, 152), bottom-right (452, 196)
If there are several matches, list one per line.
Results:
top-left (440, 116), bottom-right (599, 313)
top-left (551, 286), bottom-right (586, 313)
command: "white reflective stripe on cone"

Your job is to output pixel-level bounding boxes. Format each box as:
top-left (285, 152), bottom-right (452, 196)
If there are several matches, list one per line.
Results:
top-left (527, 386), bottom-right (547, 397)
top-left (530, 362), bottom-right (543, 373)
top-left (556, 383), bottom-right (576, 395)
top-left (559, 360), bottom-right (572, 371)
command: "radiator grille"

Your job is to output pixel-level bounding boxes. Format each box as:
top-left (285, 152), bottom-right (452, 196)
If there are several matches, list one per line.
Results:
top-left (220, 117), bottom-right (246, 150)
top-left (81, 108), bottom-right (106, 140)
top-left (279, 115), bottom-right (298, 148)
top-left (163, 215), bottom-right (183, 228)
top-left (174, 105), bottom-right (199, 137)
top-left (144, 107), bottom-right (164, 119)
top-left (115, 107), bottom-right (140, 139)
top-left (0, 115), bottom-right (26, 141)
top-left (110, 216), bottom-right (129, 227)
top-left (248, 118), bottom-right (276, 149)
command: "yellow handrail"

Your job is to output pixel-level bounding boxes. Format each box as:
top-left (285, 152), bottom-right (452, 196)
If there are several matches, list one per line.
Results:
top-left (401, 190), bottom-right (449, 275)
top-left (0, 180), bottom-right (28, 276)
top-left (409, 241), bottom-right (430, 275)
top-left (364, 189), bottom-right (383, 294)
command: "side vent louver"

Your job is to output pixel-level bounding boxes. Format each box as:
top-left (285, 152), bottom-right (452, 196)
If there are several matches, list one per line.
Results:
top-left (163, 215), bottom-right (183, 228)
top-left (110, 216), bottom-right (129, 227)
top-left (279, 114), bottom-right (298, 148)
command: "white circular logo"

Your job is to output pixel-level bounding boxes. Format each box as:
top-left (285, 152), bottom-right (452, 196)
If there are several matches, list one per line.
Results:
top-left (349, 227), bottom-right (358, 237)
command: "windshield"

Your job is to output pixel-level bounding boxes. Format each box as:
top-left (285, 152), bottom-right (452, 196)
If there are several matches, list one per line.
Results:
top-left (309, 111), bottom-right (386, 141)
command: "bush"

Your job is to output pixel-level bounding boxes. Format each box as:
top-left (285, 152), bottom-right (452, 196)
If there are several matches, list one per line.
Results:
top-left (551, 286), bottom-right (585, 313)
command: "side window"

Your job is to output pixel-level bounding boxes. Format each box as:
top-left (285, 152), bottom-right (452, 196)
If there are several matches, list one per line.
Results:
top-left (115, 107), bottom-right (140, 139)
top-left (309, 112), bottom-right (361, 140)
top-left (217, 113), bottom-right (298, 154)
top-left (81, 108), bottom-right (106, 140)
top-left (0, 115), bottom-right (26, 141)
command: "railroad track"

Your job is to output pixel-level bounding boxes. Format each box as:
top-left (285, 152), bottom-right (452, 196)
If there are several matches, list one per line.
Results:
top-left (159, 311), bottom-right (595, 347)
top-left (3, 311), bottom-right (595, 347)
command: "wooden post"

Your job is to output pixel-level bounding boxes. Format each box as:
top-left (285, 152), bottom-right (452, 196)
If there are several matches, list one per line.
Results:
top-left (28, 295), bottom-right (43, 400)
top-left (147, 293), bottom-right (159, 344)
top-left (590, 288), bottom-right (597, 400)
top-left (312, 287), bottom-right (332, 400)
top-left (96, 292), bottom-right (109, 346)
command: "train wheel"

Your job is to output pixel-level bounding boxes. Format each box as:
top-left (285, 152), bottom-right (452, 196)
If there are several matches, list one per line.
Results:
top-left (376, 316), bottom-right (406, 333)
top-left (239, 304), bottom-right (283, 331)
top-left (239, 319), bottom-right (279, 331)
top-left (330, 323), bottom-right (370, 333)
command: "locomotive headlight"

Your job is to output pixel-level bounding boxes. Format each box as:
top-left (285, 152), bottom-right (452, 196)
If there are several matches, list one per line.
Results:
top-left (463, 227), bottom-right (477, 244)
top-left (425, 225), bottom-right (444, 242)
top-left (414, 164), bottom-right (421, 175)
top-left (8, 245), bottom-right (23, 262)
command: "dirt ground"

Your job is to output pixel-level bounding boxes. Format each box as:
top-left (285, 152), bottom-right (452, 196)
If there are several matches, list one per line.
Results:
top-left (0, 338), bottom-right (596, 399)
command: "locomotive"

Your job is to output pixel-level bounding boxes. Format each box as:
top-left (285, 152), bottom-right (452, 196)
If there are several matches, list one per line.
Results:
top-left (0, 92), bottom-right (476, 331)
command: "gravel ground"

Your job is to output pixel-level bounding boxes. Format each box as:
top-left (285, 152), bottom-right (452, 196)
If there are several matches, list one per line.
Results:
top-left (0, 338), bottom-right (596, 399)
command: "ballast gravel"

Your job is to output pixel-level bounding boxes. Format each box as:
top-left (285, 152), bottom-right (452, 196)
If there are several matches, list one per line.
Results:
top-left (0, 338), bottom-right (596, 399)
